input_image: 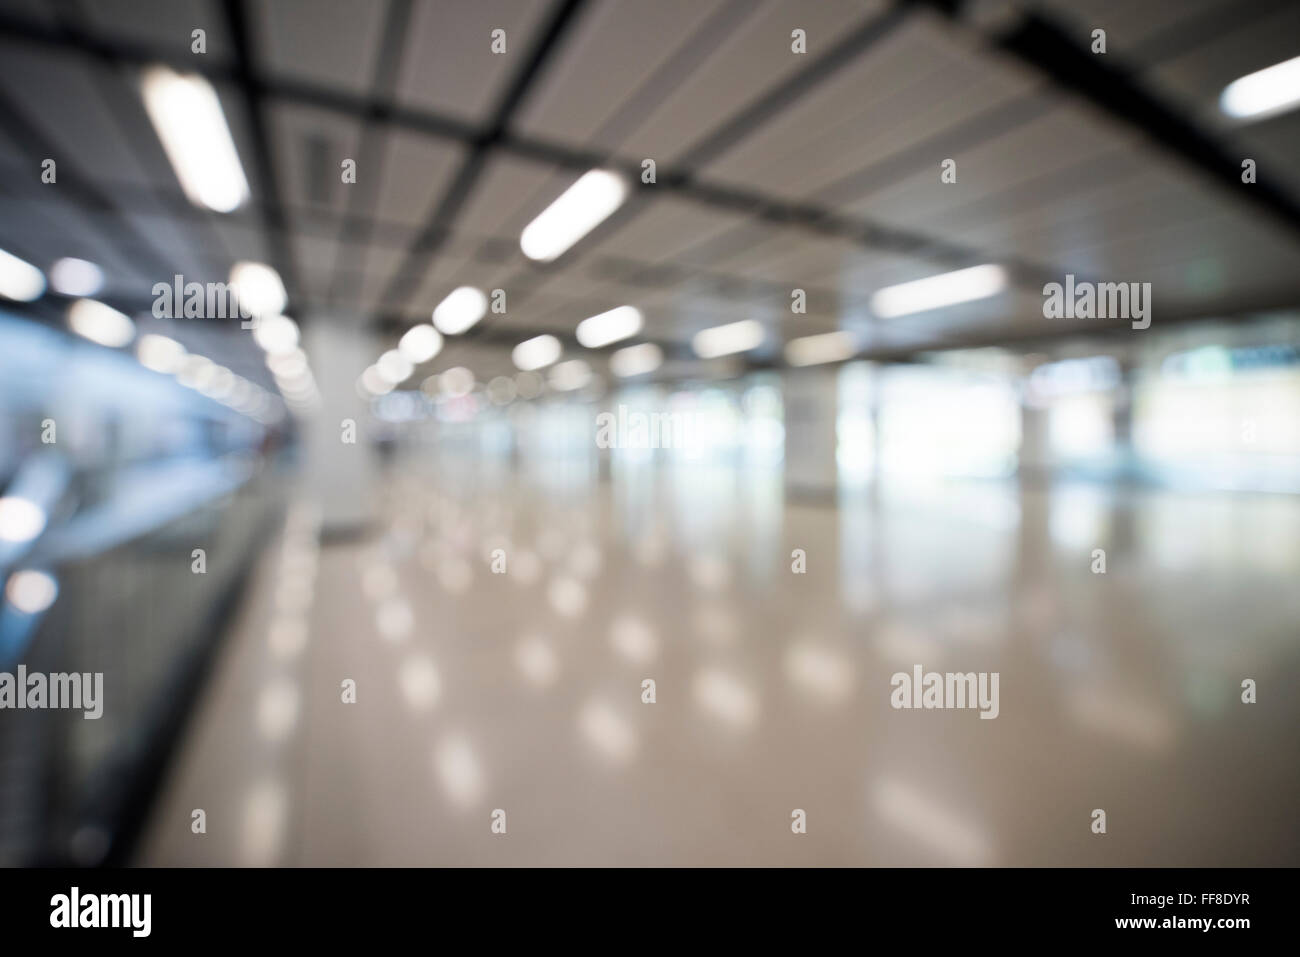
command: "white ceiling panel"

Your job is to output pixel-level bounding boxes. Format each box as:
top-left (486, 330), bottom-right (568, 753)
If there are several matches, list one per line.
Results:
top-left (80, 0), bottom-right (234, 62)
top-left (700, 13), bottom-right (1042, 202)
top-left (371, 129), bottom-right (465, 228)
top-left (614, 0), bottom-right (885, 166)
top-left (255, 0), bottom-right (390, 95)
top-left (395, 0), bottom-right (556, 125)
top-left (513, 0), bottom-right (729, 150)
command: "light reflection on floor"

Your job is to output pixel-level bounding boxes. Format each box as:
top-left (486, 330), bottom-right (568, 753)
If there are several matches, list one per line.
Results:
top-left (140, 462), bottom-right (1300, 866)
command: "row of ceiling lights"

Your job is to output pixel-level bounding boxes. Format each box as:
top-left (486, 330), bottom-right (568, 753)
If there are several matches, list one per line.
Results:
top-left (4, 52), bottom-right (1299, 398)
top-left (0, 245), bottom-right (312, 421)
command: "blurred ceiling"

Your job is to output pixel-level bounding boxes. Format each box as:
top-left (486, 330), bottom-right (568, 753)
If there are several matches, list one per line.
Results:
top-left (0, 0), bottom-right (1298, 382)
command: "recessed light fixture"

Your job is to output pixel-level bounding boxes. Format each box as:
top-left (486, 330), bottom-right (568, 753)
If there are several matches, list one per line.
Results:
top-left (0, 496), bottom-right (47, 544)
top-left (1220, 55), bottom-right (1300, 121)
top-left (784, 331), bottom-right (858, 367)
top-left (576, 305), bottom-right (643, 349)
top-left (399, 324), bottom-right (443, 364)
top-left (512, 334), bottom-right (562, 371)
top-left (67, 299), bottom-right (135, 348)
top-left (141, 65), bottom-right (250, 213)
top-left (231, 262), bottom-right (287, 319)
top-left (252, 313), bottom-right (300, 354)
top-left (5, 568), bottom-right (58, 614)
top-left (136, 333), bottom-right (187, 373)
top-left (360, 365), bottom-right (395, 397)
top-left (520, 170), bottom-right (627, 262)
top-left (549, 359), bottom-right (592, 392)
top-left (49, 257), bottom-right (104, 297)
top-left (0, 248), bottom-right (45, 301)
top-left (178, 354), bottom-right (217, 391)
top-left (432, 286), bottom-right (488, 335)
top-left (870, 264), bottom-right (1007, 318)
top-left (376, 349), bottom-right (414, 384)
top-left (692, 319), bottom-right (765, 359)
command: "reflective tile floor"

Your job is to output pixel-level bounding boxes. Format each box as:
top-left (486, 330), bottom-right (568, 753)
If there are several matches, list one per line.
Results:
top-left (140, 461), bottom-right (1300, 865)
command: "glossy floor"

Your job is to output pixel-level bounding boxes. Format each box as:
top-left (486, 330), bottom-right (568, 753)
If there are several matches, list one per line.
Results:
top-left (140, 462), bottom-right (1300, 865)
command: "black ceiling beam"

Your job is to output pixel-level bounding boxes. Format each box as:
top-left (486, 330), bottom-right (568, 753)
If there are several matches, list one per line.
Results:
top-left (220, 0), bottom-right (302, 305)
top-left (375, 0), bottom-right (591, 310)
top-left (911, 0), bottom-right (1300, 240)
top-left (325, 0), bottom-right (415, 308)
top-left (0, 85), bottom-right (182, 283)
top-left (0, 4), bottom-right (1066, 301)
top-left (52, 0), bottom-right (237, 286)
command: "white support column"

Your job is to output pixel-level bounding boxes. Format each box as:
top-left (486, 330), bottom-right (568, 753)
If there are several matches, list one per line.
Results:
top-left (782, 366), bottom-right (839, 498)
top-left (300, 318), bottom-right (381, 535)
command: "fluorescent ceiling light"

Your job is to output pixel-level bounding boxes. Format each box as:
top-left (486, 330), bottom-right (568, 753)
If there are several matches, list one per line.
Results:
top-left (0, 496), bottom-right (46, 543)
top-left (785, 330), bottom-right (858, 367)
top-left (178, 354), bottom-right (216, 390)
top-left (549, 359), bottom-right (592, 392)
top-left (512, 334), bottom-right (562, 371)
top-left (520, 170), bottom-right (627, 262)
top-left (609, 342), bottom-right (662, 378)
top-left (0, 248), bottom-right (45, 301)
top-left (5, 568), bottom-right (58, 615)
top-left (692, 319), bottom-right (765, 359)
top-left (231, 262), bottom-right (287, 319)
top-left (440, 366), bottom-right (475, 398)
top-left (399, 323), bottom-right (443, 364)
top-left (267, 349), bottom-right (308, 380)
top-left (202, 366), bottom-right (235, 400)
top-left (136, 333), bottom-right (187, 373)
top-left (432, 286), bottom-right (487, 335)
top-left (871, 264), bottom-right (1006, 318)
top-left (1220, 55), bottom-right (1300, 120)
top-left (360, 365), bottom-right (394, 397)
top-left (141, 65), bottom-right (250, 213)
top-left (68, 299), bottom-right (135, 347)
top-left (376, 349), bottom-right (414, 384)
top-left (576, 305), bottom-right (642, 349)
top-left (252, 313), bottom-right (299, 354)
top-left (49, 257), bottom-right (103, 296)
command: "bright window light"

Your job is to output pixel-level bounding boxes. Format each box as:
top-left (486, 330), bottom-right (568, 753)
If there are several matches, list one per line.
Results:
top-left (575, 305), bottom-right (642, 348)
top-left (692, 319), bottom-right (765, 359)
top-left (0, 247), bottom-right (45, 301)
top-left (549, 359), bottom-right (592, 392)
top-left (399, 323), bottom-right (443, 364)
top-left (512, 334), bottom-right (562, 371)
top-left (610, 342), bottom-right (662, 378)
top-left (0, 496), bottom-right (47, 543)
top-left (5, 569), bottom-right (58, 614)
top-left (785, 330), bottom-right (857, 367)
top-left (231, 262), bottom-right (287, 319)
top-left (252, 313), bottom-right (300, 354)
top-left (1220, 55), bottom-right (1300, 121)
top-left (141, 65), bottom-right (250, 213)
top-left (432, 286), bottom-right (488, 335)
top-left (49, 257), bottom-right (103, 296)
top-left (871, 264), bottom-right (1007, 318)
top-left (520, 170), bottom-right (627, 262)
top-left (376, 349), bottom-right (414, 384)
top-left (136, 333), bottom-right (187, 373)
top-left (68, 298), bottom-right (135, 347)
